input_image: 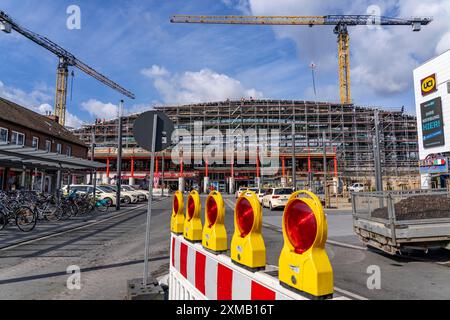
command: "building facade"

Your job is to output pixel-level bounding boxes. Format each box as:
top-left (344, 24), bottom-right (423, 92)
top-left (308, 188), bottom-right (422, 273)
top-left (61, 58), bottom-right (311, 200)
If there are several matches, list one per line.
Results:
top-left (74, 100), bottom-right (421, 193)
top-left (0, 97), bottom-right (88, 191)
top-left (414, 49), bottom-right (450, 189)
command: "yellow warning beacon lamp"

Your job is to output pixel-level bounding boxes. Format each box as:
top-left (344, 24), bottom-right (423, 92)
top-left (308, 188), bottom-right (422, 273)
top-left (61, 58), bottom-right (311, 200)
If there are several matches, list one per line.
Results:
top-left (184, 190), bottom-right (203, 242)
top-left (170, 190), bottom-right (184, 234)
top-left (231, 190), bottom-right (266, 271)
top-left (279, 190), bottom-right (333, 300)
top-left (202, 191), bottom-right (227, 253)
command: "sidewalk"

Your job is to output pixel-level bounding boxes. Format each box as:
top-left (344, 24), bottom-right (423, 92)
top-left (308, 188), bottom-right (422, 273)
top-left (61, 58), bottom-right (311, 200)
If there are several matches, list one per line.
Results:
top-left (0, 203), bottom-right (149, 250)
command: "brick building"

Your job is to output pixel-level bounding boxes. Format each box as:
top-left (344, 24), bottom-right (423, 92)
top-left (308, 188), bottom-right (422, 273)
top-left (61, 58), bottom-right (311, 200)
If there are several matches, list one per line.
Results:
top-left (0, 97), bottom-right (89, 191)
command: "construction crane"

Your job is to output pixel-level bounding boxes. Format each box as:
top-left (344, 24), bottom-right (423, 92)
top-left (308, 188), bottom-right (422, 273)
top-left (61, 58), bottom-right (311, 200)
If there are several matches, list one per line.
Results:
top-left (0, 10), bottom-right (135, 126)
top-left (171, 15), bottom-right (432, 104)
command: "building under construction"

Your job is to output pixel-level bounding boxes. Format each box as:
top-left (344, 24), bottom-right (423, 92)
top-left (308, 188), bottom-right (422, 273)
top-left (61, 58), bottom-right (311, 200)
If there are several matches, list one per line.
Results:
top-left (73, 99), bottom-right (420, 193)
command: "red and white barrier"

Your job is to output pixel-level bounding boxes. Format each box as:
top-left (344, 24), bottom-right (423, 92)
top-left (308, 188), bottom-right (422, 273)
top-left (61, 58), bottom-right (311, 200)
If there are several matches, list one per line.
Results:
top-left (169, 234), bottom-right (346, 300)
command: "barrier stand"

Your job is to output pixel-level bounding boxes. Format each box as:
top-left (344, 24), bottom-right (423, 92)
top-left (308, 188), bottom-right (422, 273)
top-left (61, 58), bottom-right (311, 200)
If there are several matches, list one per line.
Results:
top-left (231, 190), bottom-right (266, 271)
top-left (279, 190), bottom-right (334, 300)
top-left (184, 190), bottom-right (202, 242)
top-left (171, 190), bottom-right (184, 234)
top-left (202, 191), bottom-right (227, 253)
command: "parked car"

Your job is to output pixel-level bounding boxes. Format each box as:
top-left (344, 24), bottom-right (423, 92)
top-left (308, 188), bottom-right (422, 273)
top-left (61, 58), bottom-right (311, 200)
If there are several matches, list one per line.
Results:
top-left (236, 187), bottom-right (259, 199)
top-left (62, 185), bottom-right (120, 207)
top-left (262, 188), bottom-right (293, 210)
top-left (102, 185), bottom-right (139, 204)
top-left (349, 183), bottom-right (365, 193)
top-left (121, 185), bottom-right (148, 201)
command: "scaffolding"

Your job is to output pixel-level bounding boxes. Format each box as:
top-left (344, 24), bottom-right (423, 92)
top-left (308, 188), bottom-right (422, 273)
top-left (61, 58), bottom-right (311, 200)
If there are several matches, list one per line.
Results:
top-left (73, 100), bottom-right (420, 187)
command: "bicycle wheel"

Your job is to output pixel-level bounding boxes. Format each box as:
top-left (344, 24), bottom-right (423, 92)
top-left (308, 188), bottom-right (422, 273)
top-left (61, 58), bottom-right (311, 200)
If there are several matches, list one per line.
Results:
top-left (96, 201), bottom-right (109, 213)
top-left (45, 206), bottom-right (63, 222)
top-left (15, 206), bottom-right (37, 232)
top-left (0, 212), bottom-right (7, 231)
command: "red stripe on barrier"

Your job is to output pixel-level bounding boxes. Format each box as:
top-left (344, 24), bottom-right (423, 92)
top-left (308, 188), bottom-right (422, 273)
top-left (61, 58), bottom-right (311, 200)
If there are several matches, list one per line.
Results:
top-left (195, 252), bottom-right (206, 295)
top-left (171, 237), bottom-right (175, 267)
top-left (217, 264), bottom-right (233, 300)
top-left (180, 243), bottom-right (188, 278)
top-left (251, 281), bottom-right (276, 300)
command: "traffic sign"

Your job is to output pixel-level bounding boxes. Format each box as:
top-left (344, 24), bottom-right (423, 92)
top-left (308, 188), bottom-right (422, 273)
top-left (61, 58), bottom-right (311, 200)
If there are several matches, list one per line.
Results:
top-left (133, 111), bottom-right (174, 152)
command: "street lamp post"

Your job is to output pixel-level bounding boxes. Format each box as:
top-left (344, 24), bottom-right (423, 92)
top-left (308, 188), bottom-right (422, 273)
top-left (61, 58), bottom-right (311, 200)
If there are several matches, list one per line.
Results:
top-left (116, 100), bottom-right (124, 211)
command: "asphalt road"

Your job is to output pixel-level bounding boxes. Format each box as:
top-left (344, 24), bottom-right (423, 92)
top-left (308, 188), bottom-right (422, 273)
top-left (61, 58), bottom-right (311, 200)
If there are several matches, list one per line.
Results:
top-left (220, 195), bottom-right (450, 300)
top-left (0, 195), bottom-right (449, 300)
top-left (0, 201), bottom-right (171, 300)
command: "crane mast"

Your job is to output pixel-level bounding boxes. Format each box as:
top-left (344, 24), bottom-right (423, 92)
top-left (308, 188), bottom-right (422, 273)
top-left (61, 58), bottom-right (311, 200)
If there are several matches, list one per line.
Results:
top-left (171, 14), bottom-right (432, 104)
top-left (0, 10), bottom-right (135, 126)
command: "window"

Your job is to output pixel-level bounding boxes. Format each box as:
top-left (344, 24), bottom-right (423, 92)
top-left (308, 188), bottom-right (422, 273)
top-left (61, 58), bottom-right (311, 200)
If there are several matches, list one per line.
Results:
top-left (66, 146), bottom-right (72, 157)
top-left (0, 128), bottom-right (8, 143)
top-left (32, 137), bottom-right (39, 149)
top-left (56, 143), bottom-right (62, 154)
top-left (11, 131), bottom-right (25, 146)
top-left (46, 140), bottom-right (52, 152)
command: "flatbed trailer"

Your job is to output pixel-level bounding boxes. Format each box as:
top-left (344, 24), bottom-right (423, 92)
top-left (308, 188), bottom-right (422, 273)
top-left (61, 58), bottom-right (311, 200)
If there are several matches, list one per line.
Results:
top-left (352, 190), bottom-right (450, 255)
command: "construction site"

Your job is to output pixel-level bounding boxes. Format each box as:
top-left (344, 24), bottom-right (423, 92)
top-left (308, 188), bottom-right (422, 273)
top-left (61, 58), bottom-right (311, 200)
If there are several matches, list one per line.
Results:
top-left (73, 99), bottom-right (420, 193)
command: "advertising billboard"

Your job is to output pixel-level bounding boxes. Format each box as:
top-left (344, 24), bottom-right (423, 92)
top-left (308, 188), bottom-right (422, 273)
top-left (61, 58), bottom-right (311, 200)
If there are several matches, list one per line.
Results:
top-left (421, 97), bottom-right (445, 149)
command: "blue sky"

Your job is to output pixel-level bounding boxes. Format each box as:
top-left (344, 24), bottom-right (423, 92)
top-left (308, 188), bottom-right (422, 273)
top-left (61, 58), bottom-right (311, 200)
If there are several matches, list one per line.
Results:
top-left (1, 0), bottom-right (449, 127)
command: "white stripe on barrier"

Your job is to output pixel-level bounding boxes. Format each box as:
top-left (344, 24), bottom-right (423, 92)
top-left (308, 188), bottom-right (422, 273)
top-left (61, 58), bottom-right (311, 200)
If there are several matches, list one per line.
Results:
top-left (187, 244), bottom-right (196, 284)
top-left (232, 269), bottom-right (252, 300)
top-left (205, 255), bottom-right (218, 300)
top-left (174, 237), bottom-right (181, 271)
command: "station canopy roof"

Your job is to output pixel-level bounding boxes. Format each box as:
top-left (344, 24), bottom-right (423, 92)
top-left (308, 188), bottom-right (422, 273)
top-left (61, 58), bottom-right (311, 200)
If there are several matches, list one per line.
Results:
top-left (0, 143), bottom-right (106, 171)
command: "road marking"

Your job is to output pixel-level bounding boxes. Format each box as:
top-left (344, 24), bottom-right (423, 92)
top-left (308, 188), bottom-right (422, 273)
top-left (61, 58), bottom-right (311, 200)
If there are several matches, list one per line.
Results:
top-left (0, 203), bottom-right (149, 252)
top-left (334, 287), bottom-right (368, 300)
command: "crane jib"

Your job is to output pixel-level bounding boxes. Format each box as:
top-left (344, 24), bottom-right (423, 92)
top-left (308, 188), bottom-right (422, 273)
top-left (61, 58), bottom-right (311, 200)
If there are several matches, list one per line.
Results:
top-left (1, 10), bottom-right (135, 100)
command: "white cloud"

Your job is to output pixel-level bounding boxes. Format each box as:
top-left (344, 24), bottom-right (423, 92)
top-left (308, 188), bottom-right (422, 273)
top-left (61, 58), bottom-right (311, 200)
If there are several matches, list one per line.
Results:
top-left (436, 32), bottom-right (450, 55)
top-left (65, 113), bottom-right (83, 129)
top-left (141, 65), bottom-right (170, 78)
top-left (0, 80), bottom-right (83, 128)
top-left (144, 66), bottom-right (263, 104)
top-left (230, 0), bottom-right (450, 100)
top-left (81, 99), bottom-right (119, 120)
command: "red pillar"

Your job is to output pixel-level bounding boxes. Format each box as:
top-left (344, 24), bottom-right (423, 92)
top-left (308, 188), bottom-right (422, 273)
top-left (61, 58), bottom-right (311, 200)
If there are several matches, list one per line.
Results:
top-left (131, 157), bottom-right (135, 178)
top-left (334, 156), bottom-right (338, 178)
top-left (180, 158), bottom-right (184, 178)
top-left (156, 157), bottom-right (159, 174)
top-left (256, 152), bottom-right (260, 178)
top-left (282, 157), bottom-right (286, 177)
top-left (307, 147), bottom-right (312, 173)
top-left (106, 158), bottom-right (110, 178)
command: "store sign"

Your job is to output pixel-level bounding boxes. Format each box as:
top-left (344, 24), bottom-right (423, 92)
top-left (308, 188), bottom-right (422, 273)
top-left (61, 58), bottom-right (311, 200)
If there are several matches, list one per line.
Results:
top-left (421, 97), bottom-right (445, 149)
top-left (419, 155), bottom-right (449, 174)
top-left (421, 74), bottom-right (437, 96)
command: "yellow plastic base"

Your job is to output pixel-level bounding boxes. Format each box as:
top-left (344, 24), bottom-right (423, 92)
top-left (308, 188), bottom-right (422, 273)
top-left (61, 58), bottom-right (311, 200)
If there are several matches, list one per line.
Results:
top-left (279, 247), bottom-right (333, 298)
top-left (202, 225), bottom-right (228, 252)
top-left (171, 215), bottom-right (184, 234)
top-left (184, 218), bottom-right (203, 242)
top-left (231, 234), bottom-right (266, 269)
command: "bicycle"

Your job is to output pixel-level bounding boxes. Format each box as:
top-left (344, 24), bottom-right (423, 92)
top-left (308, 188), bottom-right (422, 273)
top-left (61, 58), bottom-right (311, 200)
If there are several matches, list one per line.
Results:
top-left (0, 200), bottom-right (37, 232)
